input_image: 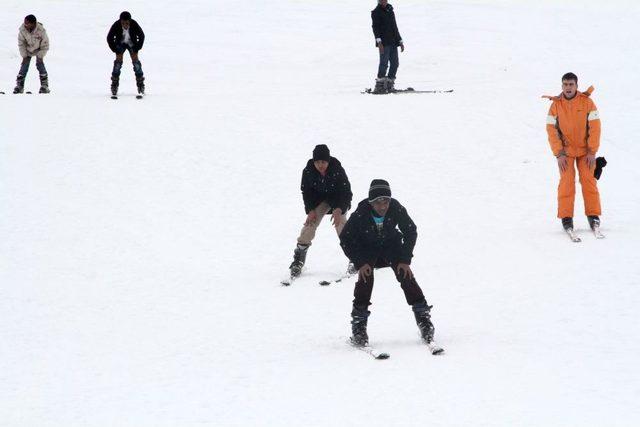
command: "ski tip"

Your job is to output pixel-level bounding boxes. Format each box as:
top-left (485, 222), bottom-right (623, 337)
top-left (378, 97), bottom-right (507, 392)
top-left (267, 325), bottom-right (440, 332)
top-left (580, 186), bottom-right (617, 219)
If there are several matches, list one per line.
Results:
top-left (376, 353), bottom-right (391, 359)
top-left (136, 95), bottom-right (144, 99)
top-left (431, 348), bottom-right (445, 355)
top-left (319, 281), bottom-right (330, 286)
top-left (111, 96), bottom-right (118, 100)
top-left (280, 279), bottom-right (292, 286)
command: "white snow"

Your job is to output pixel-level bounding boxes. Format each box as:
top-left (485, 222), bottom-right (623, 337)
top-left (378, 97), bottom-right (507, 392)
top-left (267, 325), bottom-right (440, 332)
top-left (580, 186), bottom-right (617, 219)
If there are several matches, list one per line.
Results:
top-left (1, 1), bottom-right (640, 426)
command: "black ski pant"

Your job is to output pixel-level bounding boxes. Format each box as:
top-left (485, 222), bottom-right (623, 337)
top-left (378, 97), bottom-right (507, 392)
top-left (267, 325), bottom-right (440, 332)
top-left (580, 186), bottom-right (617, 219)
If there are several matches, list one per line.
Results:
top-left (377, 45), bottom-right (399, 79)
top-left (353, 258), bottom-right (425, 308)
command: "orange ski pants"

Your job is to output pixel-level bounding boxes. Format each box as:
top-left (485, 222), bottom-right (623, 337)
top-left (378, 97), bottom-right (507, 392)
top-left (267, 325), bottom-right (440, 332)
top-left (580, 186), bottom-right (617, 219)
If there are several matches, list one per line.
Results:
top-left (557, 155), bottom-right (601, 218)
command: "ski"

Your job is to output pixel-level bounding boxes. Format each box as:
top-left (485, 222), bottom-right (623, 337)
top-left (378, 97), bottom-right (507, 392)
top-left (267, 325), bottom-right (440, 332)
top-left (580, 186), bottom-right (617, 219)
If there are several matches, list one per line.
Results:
top-left (362, 87), bottom-right (453, 95)
top-left (349, 341), bottom-right (390, 359)
top-left (319, 272), bottom-right (355, 286)
top-left (111, 95), bottom-right (118, 100)
top-left (425, 340), bottom-right (445, 355)
top-left (0, 91), bottom-right (5, 95)
top-left (280, 276), bottom-right (295, 286)
top-left (565, 228), bottom-right (581, 242)
top-left (136, 94), bottom-right (144, 100)
top-left (592, 226), bottom-right (605, 239)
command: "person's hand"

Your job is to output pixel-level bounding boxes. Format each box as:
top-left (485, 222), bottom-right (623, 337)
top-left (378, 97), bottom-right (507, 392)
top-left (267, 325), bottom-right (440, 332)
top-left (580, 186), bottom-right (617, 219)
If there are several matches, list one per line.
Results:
top-left (400, 43), bottom-right (405, 53)
top-left (557, 155), bottom-right (568, 173)
top-left (378, 43), bottom-right (384, 54)
top-left (304, 211), bottom-right (317, 226)
top-left (586, 154), bottom-right (596, 169)
top-left (358, 264), bottom-right (372, 283)
top-left (331, 208), bottom-right (343, 227)
top-left (397, 263), bottom-right (413, 280)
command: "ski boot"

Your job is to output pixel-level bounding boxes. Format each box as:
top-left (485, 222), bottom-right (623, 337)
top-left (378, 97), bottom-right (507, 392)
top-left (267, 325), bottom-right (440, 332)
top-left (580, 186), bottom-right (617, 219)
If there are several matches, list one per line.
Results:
top-left (110, 76), bottom-right (119, 97)
top-left (136, 75), bottom-right (145, 96)
top-left (385, 77), bottom-right (396, 93)
top-left (350, 305), bottom-right (370, 347)
top-left (38, 74), bottom-right (50, 94)
top-left (587, 215), bottom-right (600, 230)
top-left (412, 301), bottom-right (435, 343)
top-left (288, 243), bottom-right (309, 278)
top-left (13, 75), bottom-right (25, 94)
top-left (373, 77), bottom-right (388, 94)
top-left (561, 217), bottom-right (574, 231)
top-left (347, 262), bottom-right (357, 276)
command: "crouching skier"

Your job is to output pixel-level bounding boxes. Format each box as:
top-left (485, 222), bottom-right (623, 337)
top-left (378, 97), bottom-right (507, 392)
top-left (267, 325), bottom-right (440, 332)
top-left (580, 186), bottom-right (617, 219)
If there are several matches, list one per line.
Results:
top-left (340, 179), bottom-right (443, 354)
top-left (14, 15), bottom-right (50, 94)
top-left (107, 11), bottom-right (145, 98)
top-left (284, 145), bottom-right (354, 284)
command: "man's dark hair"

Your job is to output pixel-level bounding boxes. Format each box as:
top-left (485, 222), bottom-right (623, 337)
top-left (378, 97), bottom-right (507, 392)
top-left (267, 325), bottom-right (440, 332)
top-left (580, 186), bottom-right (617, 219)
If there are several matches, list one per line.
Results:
top-left (120, 11), bottom-right (132, 21)
top-left (562, 72), bottom-right (578, 83)
top-left (24, 15), bottom-right (37, 24)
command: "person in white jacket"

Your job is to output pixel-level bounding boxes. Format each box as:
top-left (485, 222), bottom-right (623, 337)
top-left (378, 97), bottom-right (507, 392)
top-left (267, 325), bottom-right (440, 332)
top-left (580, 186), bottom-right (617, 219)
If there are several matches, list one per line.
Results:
top-left (14, 14), bottom-right (50, 94)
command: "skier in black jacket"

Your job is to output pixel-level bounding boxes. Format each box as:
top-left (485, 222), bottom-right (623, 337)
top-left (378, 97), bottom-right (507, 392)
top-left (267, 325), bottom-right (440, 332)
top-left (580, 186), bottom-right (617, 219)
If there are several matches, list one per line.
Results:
top-left (107, 11), bottom-right (145, 97)
top-left (340, 179), bottom-right (436, 347)
top-left (371, 0), bottom-right (404, 93)
top-left (288, 145), bottom-right (353, 279)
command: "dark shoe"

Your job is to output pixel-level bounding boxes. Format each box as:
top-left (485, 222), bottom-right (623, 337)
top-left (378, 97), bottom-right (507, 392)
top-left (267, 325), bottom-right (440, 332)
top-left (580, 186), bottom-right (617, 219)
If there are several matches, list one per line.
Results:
top-left (561, 217), bottom-right (574, 231)
top-left (413, 301), bottom-right (435, 343)
top-left (13, 75), bottom-right (25, 94)
top-left (289, 244), bottom-right (309, 278)
top-left (350, 305), bottom-right (370, 347)
top-left (587, 215), bottom-right (600, 230)
top-left (38, 74), bottom-right (49, 94)
top-left (373, 77), bottom-right (388, 94)
top-left (386, 77), bottom-right (396, 92)
top-left (110, 76), bottom-right (119, 96)
top-left (136, 76), bottom-right (145, 95)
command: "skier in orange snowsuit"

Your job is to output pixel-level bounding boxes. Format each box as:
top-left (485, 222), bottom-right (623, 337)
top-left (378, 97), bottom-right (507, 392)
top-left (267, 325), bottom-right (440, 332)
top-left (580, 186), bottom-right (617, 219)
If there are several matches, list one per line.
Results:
top-left (545, 72), bottom-right (602, 231)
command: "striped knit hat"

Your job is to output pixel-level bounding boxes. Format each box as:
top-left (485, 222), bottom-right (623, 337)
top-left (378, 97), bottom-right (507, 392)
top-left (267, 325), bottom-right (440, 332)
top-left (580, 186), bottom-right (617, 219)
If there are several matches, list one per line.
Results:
top-left (368, 179), bottom-right (391, 202)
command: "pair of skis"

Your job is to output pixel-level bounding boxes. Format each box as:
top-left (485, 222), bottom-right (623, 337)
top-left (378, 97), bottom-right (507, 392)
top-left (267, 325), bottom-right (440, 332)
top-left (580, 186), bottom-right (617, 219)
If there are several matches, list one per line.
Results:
top-left (111, 93), bottom-right (144, 100)
top-left (350, 340), bottom-right (444, 359)
top-left (362, 87), bottom-right (454, 95)
top-left (565, 226), bottom-right (605, 243)
top-left (281, 270), bottom-right (355, 287)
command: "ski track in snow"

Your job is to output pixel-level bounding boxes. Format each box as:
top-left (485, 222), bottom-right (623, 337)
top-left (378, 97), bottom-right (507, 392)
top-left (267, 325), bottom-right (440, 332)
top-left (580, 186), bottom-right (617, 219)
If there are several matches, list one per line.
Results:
top-left (1, 1), bottom-right (640, 426)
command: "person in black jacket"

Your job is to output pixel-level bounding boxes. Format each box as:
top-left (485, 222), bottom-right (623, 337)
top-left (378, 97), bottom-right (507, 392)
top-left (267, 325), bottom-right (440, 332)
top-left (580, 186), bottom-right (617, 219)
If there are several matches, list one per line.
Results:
top-left (371, 0), bottom-right (404, 93)
top-left (107, 11), bottom-right (145, 97)
top-left (288, 145), bottom-right (353, 279)
top-left (340, 179), bottom-right (436, 347)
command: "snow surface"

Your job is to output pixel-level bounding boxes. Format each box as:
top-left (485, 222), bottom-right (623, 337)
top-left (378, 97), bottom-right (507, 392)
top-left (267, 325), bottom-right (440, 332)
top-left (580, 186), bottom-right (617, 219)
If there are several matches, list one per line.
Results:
top-left (1, 1), bottom-right (640, 426)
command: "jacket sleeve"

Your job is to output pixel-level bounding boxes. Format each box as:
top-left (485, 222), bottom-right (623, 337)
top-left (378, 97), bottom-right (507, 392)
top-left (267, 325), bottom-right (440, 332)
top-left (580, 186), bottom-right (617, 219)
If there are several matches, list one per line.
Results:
top-left (371, 10), bottom-right (383, 45)
top-left (38, 27), bottom-right (50, 56)
top-left (586, 98), bottom-right (601, 154)
top-left (332, 166), bottom-right (353, 213)
top-left (18, 30), bottom-right (27, 57)
top-left (546, 102), bottom-right (565, 157)
top-left (396, 204), bottom-right (417, 264)
top-left (300, 169), bottom-right (315, 214)
top-left (393, 12), bottom-right (403, 44)
top-left (339, 214), bottom-right (368, 269)
top-left (107, 23), bottom-right (117, 51)
top-left (134, 22), bottom-right (145, 51)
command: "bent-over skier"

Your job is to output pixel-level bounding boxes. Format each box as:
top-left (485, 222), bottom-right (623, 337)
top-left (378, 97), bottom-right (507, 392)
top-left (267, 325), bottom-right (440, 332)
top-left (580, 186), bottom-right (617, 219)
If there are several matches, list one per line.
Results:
top-left (107, 11), bottom-right (146, 97)
top-left (340, 179), bottom-right (437, 349)
top-left (287, 145), bottom-right (353, 280)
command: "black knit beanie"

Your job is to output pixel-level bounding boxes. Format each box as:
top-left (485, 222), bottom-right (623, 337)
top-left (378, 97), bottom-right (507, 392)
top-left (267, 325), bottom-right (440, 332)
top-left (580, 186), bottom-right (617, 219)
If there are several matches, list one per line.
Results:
top-left (312, 144), bottom-right (331, 162)
top-left (368, 179), bottom-right (391, 202)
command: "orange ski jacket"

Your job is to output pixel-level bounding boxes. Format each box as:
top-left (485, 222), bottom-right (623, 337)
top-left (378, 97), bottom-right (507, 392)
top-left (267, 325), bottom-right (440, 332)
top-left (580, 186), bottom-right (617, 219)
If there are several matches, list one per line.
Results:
top-left (545, 86), bottom-right (601, 158)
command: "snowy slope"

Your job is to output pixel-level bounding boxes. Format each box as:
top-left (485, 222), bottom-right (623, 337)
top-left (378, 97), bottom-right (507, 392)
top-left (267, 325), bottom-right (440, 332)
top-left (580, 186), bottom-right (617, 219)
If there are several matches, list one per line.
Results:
top-left (1, 1), bottom-right (640, 426)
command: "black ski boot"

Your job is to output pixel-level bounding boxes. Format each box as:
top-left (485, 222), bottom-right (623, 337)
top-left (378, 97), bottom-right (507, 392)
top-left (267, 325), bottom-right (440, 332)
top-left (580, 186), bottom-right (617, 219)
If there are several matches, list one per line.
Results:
top-left (412, 301), bottom-right (435, 343)
top-left (350, 305), bottom-right (370, 347)
top-left (110, 76), bottom-right (119, 97)
top-left (39, 74), bottom-right (50, 94)
top-left (386, 77), bottom-right (396, 93)
top-left (561, 217), bottom-right (574, 231)
top-left (587, 215), bottom-right (600, 230)
top-left (136, 76), bottom-right (145, 96)
top-left (373, 77), bottom-right (388, 94)
top-left (13, 75), bottom-right (25, 94)
top-left (289, 243), bottom-right (309, 278)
